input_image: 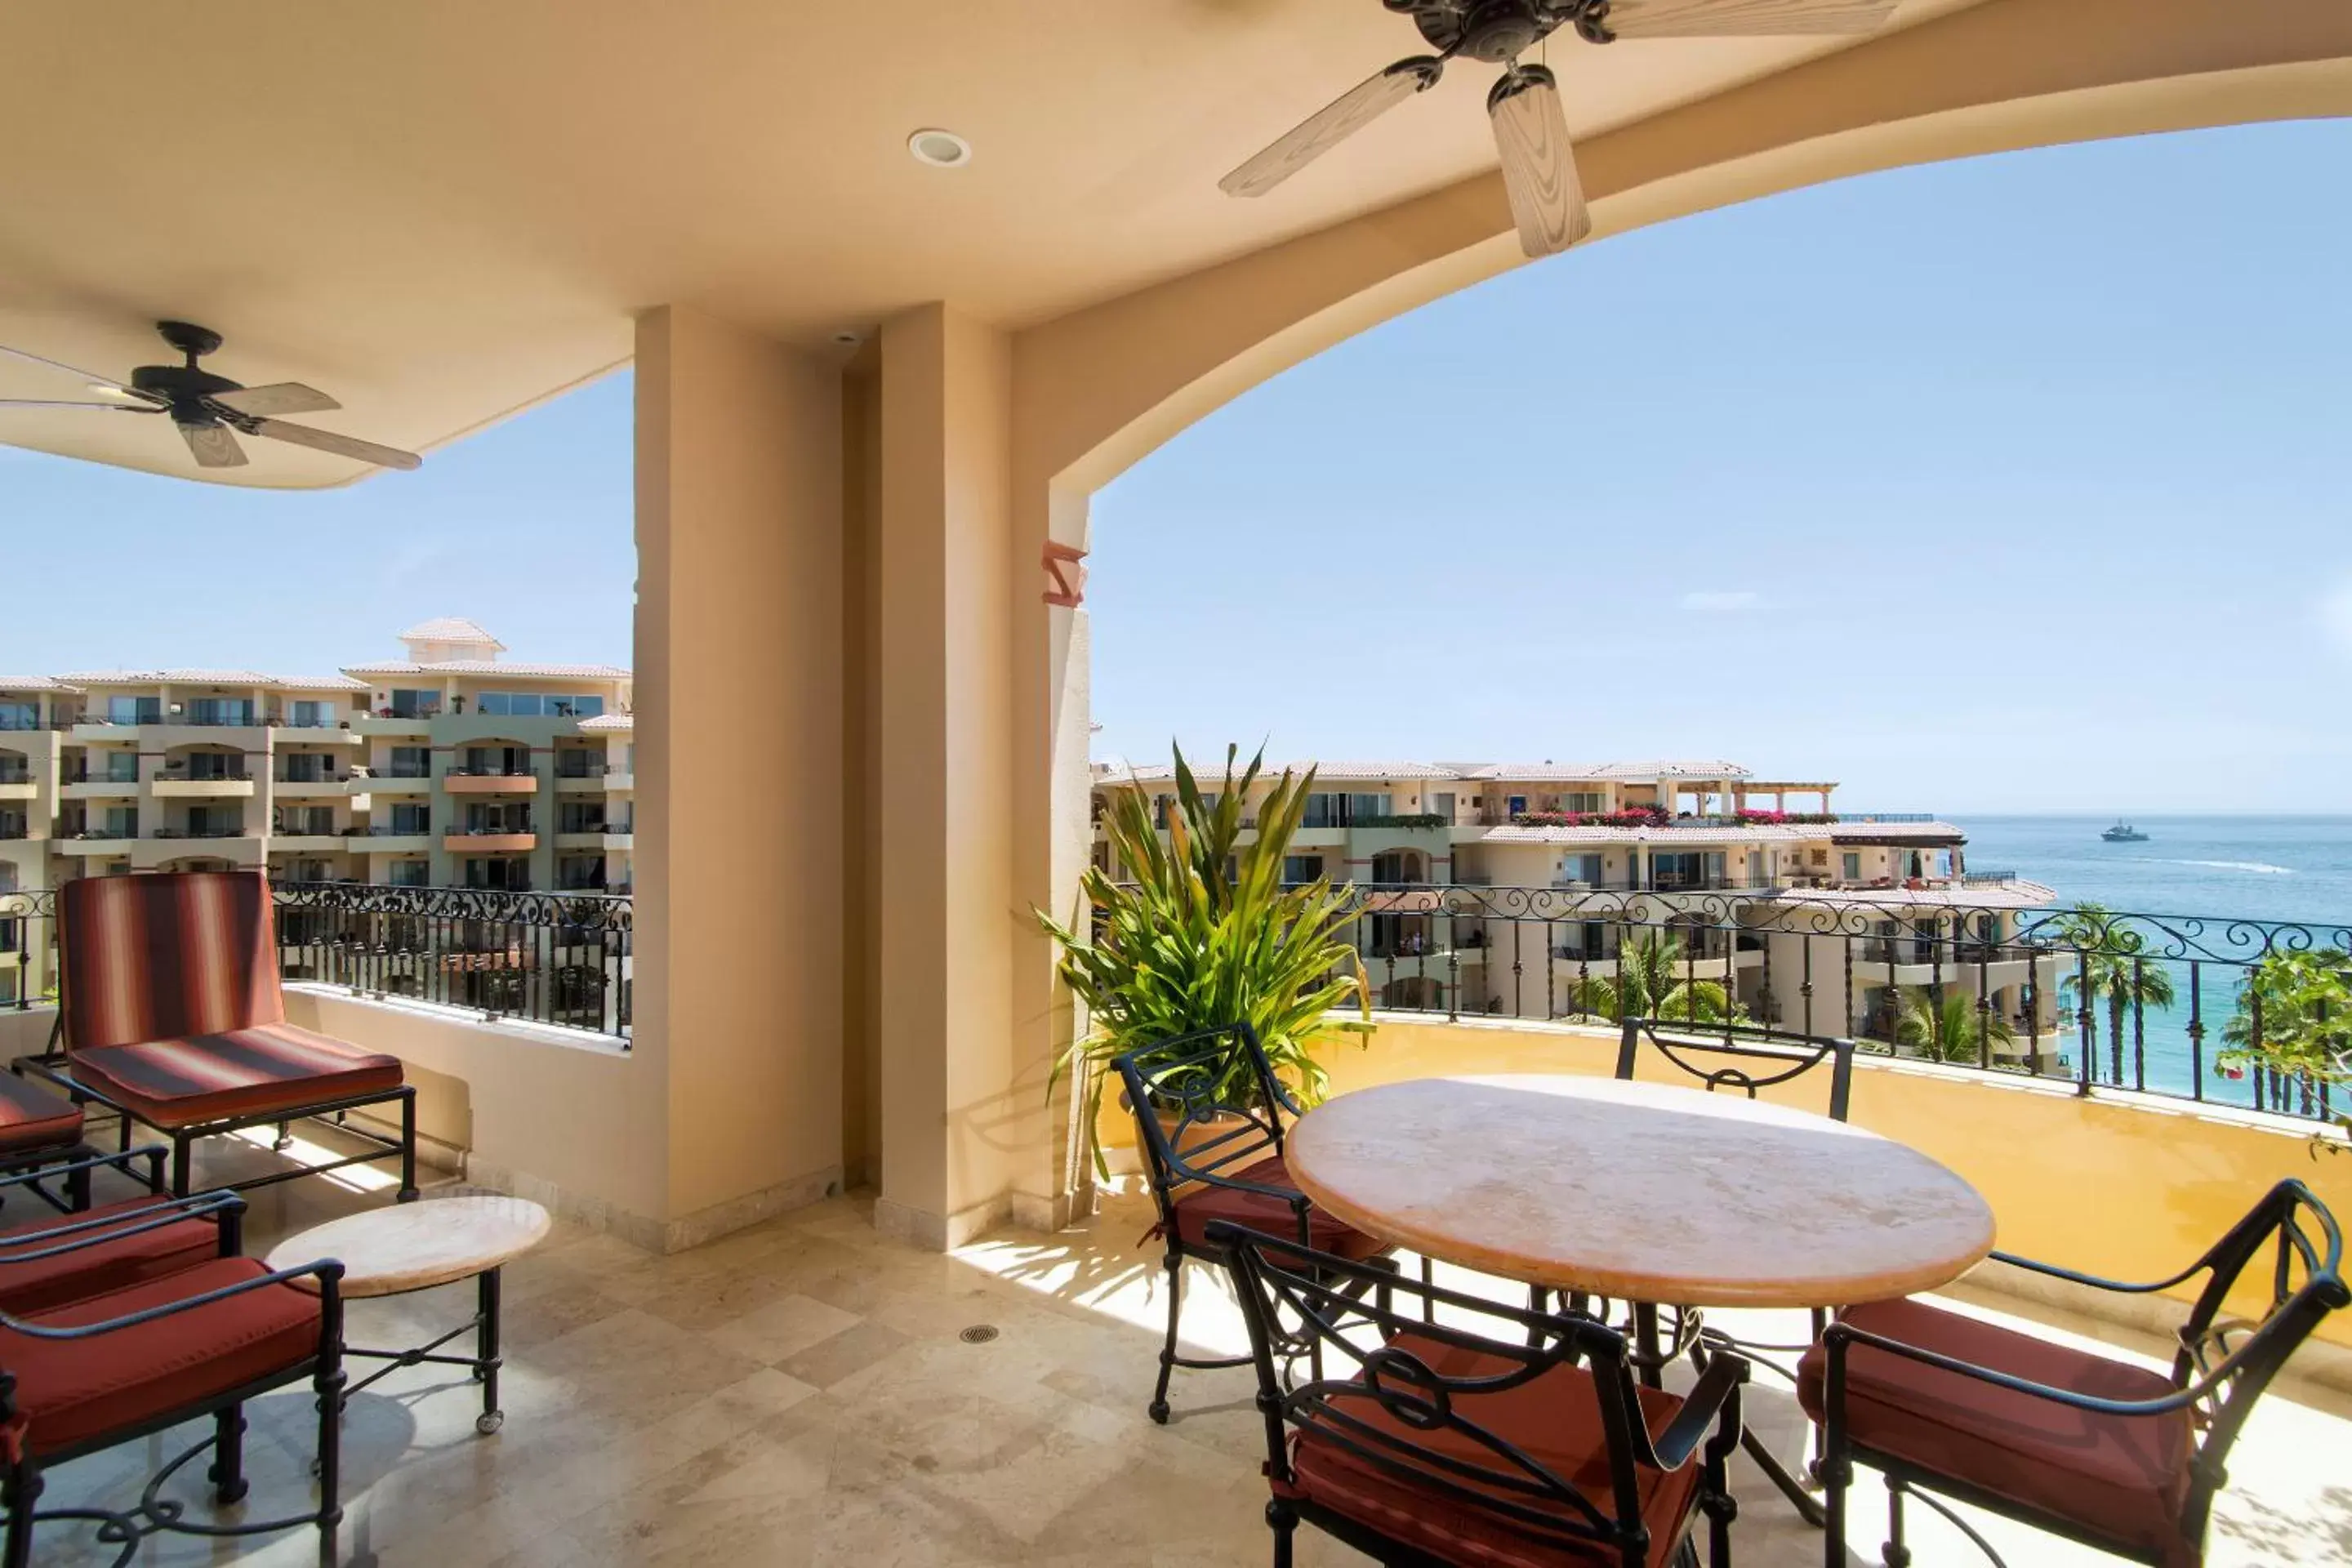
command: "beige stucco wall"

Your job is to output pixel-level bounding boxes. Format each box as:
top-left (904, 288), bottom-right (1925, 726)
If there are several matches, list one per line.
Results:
top-left (635, 305), bottom-right (845, 1233)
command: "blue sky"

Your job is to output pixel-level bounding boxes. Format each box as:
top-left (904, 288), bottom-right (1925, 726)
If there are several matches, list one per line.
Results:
top-left (4, 122), bottom-right (2347, 812)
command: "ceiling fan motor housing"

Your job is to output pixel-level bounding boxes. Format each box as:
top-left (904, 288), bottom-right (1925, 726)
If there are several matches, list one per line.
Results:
top-left (1397, 0), bottom-right (1580, 60)
top-left (129, 362), bottom-right (243, 422)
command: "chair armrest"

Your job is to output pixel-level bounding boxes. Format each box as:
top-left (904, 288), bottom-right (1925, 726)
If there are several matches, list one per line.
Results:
top-left (1644, 1352), bottom-right (1747, 1471)
top-left (1987, 1248), bottom-right (2207, 1297)
top-left (1823, 1320), bottom-right (2210, 1417)
top-left (1158, 1153), bottom-right (1304, 1209)
top-left (0, 1189), bottom-right (243, 1261)
top-left (0, 1257), bottom-right (345, 1339)
top-left (0, 1145), bottom-right (169, 1195)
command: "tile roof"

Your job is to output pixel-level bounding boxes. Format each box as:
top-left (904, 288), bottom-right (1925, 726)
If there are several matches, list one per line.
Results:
top-left (1762, 881), bottom-right (2058, 910)
top-left (0, 676), bottom-right (82, 693)
top-left (1106, 760), bottom-right (1459, 784)
top-left (1468, 760), bottom-right (1755, 782)
top-left (56, 669), bottom-right (369, 692)
top-left (1478, 820), bottom-right (1967, 844)
top-left (343, 660), bottom-right (631, 679)
top-left (399, 617), bottom-right (506, 649)
top-left (577, 713), bottom-right (634, 732)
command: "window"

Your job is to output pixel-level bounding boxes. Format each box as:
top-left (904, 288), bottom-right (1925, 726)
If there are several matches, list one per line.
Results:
top-left (388, 859), bottom-right (429, 887)
top-left (558, 856), bottom-right (608, 890)
top-left (108, 696), bottom-right (162, 725)
top-left (389, 746), bottom-right (430, 778)
top-left (0, 702), bottom-right (35, 731)
top-left (551, 695), bottom-right (604, 719)
top-left (1430, 793), bottom-right (1455, 822)
top-left (464, 858), bottom-right (531, 891)
top-left (282, 858), bottom-right (332, 883)
top-left (183, 752), bottom-right (243, 780)
top-left (1842, 852), bottom-right (1862, 880)
top-left (556, 750), bottom-right (600, 777)
top-left (288, 700), bottom-right (332, 728)
top-left (186, 698), bottom-right (254, 727)
top-left (480, 692), bottom-right (604, 719)
top-left (1348, 793), bottom-right (1392, 822)
top-left (1557, 853), bottom-right (1603, 887)
top-left (1301, 793), bottom-right (1341, 829)
top-left (389, 688), bottom-right (442, 719)
top-left (282, 753), bottom-right (327, 782)
top-left (278, 806), bottom-right (334, 835)
top-left (465, 801), bottom-right (531, 834)
top-left (559, 802), bottom-right (606, 834)
top-left (103, 806), bottom-right (137, 837)
top-left (103, 752), bottom-right (139, 782)
top-left (464, 746), bottom-right (531, 777)
top-left (1281, 855), bottom-right (1321, 884)
top-left (1507, 795), bottom-right (1528, 818)
top-left (1560, 792), bottom-right (1606, 814)
top-left (389, 802), bottom-right (430, 834)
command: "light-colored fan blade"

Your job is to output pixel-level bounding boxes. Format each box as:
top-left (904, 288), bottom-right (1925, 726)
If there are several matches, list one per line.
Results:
top-left (1591, 0), bottom-right (1900, 38)
top-left (252, 417), bottom-right (422, 471)
top-left (0, 341), bottom-right (165, 404)
top-left (1220, 56), bottom-right (1441, 198)
top-left (208, 381), bottom-right (341, 416)
top-left (180, 421), bottom-right (248, 469)
top-left (0, 399), bottom-right (163, 412)
top-left (1490, 68), bottom-right (1590, 259)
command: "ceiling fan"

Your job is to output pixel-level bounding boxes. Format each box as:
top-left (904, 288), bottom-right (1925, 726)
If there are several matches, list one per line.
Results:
top-left (1221, 0), bottom-right (1901, 257)
top-left (0, 319), bottom-right (421, 471)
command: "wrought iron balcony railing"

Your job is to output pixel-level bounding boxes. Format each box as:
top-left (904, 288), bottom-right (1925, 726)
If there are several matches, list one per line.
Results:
top-left (0, 881), bottom-right (630, 1044)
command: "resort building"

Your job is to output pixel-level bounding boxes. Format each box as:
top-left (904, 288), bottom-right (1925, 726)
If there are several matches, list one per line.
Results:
top-left (1094, 757), bottom-right (2067, 1052)
top-left (0, 618), bottom-right (631, 1003)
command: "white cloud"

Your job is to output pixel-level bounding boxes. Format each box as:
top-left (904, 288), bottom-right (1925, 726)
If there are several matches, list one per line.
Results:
top-left (1679, 590), bottom-right (1762, 613)
top-left (2321, 583), bottom-right (2352, 657)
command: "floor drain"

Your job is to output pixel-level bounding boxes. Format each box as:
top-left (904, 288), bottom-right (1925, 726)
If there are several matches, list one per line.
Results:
top-left (959, 1325), bottom-right (1000, 1344)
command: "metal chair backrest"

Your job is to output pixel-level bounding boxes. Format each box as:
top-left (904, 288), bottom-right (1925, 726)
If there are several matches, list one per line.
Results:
top-left (2169, 1180), bottom-right (2347, 1541)
top-left (57, 870), bottom-right (283, 1051)
top-left (1111, 1022), bottom-right (1294, 1239)
top-left (1213, 1220), bottom-right (1717, 1566)
top-left (1618, 1015), bottom-right (1855, 1122)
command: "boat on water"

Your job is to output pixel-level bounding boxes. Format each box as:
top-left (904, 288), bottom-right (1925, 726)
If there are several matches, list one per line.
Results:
top-left (2102, 822), bottom-right (2150, 843)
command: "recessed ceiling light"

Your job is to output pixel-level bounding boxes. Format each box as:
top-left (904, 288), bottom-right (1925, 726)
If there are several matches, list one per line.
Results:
top-left (907, 128), bottom-right (973, 169)
top-left (831, 330), bottom-right (864, 347)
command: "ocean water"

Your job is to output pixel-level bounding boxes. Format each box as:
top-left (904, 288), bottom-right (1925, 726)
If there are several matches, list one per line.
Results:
top-left (1943, 815), bottom-right (2352, 1112)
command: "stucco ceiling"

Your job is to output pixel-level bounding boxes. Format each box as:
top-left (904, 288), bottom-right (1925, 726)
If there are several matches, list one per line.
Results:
top-left (0, 0), bottom-right (1980, 485)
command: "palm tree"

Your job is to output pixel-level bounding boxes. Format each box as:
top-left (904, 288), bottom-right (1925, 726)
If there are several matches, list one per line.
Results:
top-left (2056, 902), bottom-right (2176, 1080)
top-left (1561, 931), bottom-right (1740, 1026)
top-left (1891, 987), bottom-right (2015, 1064)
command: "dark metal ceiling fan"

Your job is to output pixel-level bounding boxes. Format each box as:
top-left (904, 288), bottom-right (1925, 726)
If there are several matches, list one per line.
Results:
top-left (1221, 0), bottom-right (1901, 257)
top-left (0, 319), bottom-right (421, 471)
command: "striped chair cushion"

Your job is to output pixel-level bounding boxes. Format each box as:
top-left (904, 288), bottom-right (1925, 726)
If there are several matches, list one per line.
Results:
top-left (0, 1072), bottom-right (84, 1156)
top-left (59, 871), bottom-right (284, 1051)
top-left (69, 1024), bottom-right (403, 1130)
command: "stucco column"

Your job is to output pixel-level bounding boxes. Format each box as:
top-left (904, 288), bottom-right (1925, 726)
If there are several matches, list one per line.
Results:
top-left (871, 303), bottom-right (1027, 1249)
top-left (633, 305), bottom-right (846, 1248)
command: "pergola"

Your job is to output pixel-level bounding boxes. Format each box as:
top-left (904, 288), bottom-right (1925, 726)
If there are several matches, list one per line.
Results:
top-left (4, 0), bottom-right (2346, 1252)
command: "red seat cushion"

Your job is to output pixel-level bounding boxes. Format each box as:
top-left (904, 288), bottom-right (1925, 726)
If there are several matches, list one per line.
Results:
top-left (69, 1023), bottom-right (403, 1129)
top-left (0, 1073), bottom-right (83, 1157)
top-left (1797, 1298), bottom-right (2194, 1565)
top-left (2, 1256), bottom-right (323, 1458)
top-left (1170, 1153), bottom-right (1387, 1260)
top-left (0, 1197), bottom-right (223, 1316)
top-left (1277, 1332), bottom-right (1702, 1567)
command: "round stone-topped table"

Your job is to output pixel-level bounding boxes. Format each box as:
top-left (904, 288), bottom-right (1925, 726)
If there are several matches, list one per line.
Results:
top-left (1285, 1074), bottom-right (1993, 1309)
top-left (267, 1194), bottom-right (550, 1435)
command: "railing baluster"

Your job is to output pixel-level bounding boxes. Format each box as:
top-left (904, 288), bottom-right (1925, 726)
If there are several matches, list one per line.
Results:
top-left (2132, 957), bottom-right (2146, 1093)
top-left (2187, 963), bottom-right (2205, 1103)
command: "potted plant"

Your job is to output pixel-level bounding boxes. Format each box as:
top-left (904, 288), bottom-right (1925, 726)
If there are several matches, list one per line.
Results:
top-left (1039, 744), bottom-right (1370, 1179)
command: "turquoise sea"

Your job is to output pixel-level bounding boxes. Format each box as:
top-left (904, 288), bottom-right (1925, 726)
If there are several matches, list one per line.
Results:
top-left (1941, 815), bottom-right (2352, 1114)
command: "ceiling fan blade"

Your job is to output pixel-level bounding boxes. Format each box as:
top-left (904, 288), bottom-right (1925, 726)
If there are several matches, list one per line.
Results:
top-left (251, 417), bottom-right (422, 471)
top-left (1489, 66), bottom-right (1590, 259)
top-left (0, 399), bottom-right (164, 412)
top-left (180, 421), bottom-right (248, 469)
top-left (1587, 0), bottom-right (1900, 38)
top-left (0, 341), bottom-right (167, 405)
top-left (207, 381), bottom-right (341, 417)
top-left (1220, 56), bottom-right (1443, 198)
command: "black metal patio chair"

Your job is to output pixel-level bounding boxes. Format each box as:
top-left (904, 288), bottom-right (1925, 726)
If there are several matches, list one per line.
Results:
top-left (1802, 1178), bottom-right (2346, 1568)
top-left (1212, 1218), bottom-right (1748, 1568)
top-left (1111, 1022), bottom-right (1396, 1425)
